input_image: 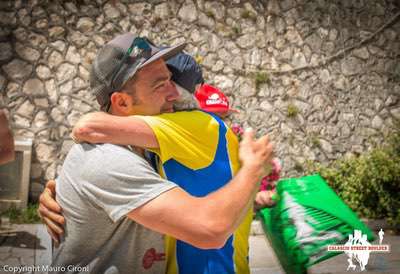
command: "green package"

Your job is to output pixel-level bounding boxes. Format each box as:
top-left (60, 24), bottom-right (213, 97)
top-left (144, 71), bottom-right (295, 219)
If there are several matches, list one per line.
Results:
top-left (257, 174), bottom-right (375, 274)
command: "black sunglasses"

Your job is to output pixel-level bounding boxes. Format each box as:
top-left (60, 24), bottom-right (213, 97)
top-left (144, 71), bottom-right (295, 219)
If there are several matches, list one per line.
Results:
top-left (110, 37), bottom-right (152, 91)
top-left (105, 37), bottom-right (153, 112)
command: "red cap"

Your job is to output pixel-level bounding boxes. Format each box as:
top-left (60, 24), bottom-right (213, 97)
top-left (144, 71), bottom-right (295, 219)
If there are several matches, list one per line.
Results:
top-left (194, 84), bottom-right (239, 115)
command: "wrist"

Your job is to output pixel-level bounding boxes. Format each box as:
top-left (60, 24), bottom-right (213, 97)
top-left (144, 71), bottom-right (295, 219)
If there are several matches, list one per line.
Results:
top-left (242, 161), bottom-right (273, 179)
top-left (241, 163), bottom-right (264, 180)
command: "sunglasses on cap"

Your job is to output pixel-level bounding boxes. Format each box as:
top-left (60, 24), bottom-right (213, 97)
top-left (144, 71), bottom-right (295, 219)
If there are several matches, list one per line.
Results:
top-left (105, 37), bottom-right (155, 112)
top-left (110, 37), bottom-right (154, 90)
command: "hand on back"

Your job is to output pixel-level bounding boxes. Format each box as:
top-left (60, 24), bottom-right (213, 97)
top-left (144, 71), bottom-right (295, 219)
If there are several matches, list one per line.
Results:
top-left (38, 180), bottom-right (65, 245)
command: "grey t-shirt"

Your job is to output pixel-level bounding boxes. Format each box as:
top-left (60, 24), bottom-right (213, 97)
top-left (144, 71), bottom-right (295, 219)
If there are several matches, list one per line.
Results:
top-left (50, 143), bottom-right (176, 274)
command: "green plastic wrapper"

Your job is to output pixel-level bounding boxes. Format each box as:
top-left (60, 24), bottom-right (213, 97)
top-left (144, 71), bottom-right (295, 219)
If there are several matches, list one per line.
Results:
top-left (257, 174), bottom-right (375, 274)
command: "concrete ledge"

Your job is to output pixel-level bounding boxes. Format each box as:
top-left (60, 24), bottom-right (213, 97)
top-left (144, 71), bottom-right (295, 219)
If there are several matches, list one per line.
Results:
top-left (250, 219), bottom-right (264, 236)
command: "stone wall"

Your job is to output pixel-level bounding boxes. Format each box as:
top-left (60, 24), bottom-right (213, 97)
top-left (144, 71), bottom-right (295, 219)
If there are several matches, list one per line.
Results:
top-left (0, 0), bottom-right (399, 201)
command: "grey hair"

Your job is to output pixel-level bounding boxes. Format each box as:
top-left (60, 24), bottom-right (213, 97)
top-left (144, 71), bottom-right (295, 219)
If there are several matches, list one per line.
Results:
top-left (173, 84), bottom-right (200, 111)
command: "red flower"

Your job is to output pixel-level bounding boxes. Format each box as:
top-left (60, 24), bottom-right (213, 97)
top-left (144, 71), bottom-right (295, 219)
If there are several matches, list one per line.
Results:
top-left (260, 158), bottom-right (282, 191)
top-left (230, 123), bottom-right (282, 191)
top-left (231, 123), bottom-right (244, 135)
top-left (231, 123), bottom-right (244, 141)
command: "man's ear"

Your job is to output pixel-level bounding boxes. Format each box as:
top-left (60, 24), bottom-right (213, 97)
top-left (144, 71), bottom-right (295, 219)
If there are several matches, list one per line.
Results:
top-left (110, 92), bottom-right (131, 115)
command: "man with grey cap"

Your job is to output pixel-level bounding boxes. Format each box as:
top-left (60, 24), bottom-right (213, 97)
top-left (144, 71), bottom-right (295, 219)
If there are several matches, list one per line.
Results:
top-left (47, 32), bottom-right (273, 274)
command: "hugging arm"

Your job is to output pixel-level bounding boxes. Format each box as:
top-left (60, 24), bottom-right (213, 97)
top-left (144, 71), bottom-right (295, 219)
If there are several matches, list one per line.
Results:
top-left (39, 130), bottom-right (274, 248)
top-left (128, 129), bottom-right (272, 248)
top-left (129, 164), bottom-right (259, 248)
top-left (72, 112), bottom-right (159, 148)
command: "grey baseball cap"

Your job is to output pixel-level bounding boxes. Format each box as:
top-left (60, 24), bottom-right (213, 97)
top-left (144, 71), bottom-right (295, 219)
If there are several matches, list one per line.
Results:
top-left (90, 33), bottom-right (186, 111)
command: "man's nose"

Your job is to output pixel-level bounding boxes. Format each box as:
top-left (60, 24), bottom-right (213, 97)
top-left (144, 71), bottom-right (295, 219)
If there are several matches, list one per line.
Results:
top-left (165, 81), bottom-right (180, 102)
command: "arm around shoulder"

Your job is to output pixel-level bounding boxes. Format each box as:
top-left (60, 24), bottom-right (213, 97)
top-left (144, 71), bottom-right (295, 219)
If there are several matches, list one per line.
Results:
top-left (72, 112), bottom-right (159, 148)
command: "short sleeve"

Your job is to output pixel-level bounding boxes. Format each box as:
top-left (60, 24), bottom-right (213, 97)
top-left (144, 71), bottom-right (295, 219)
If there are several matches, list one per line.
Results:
top-left (137, 111), bottom-right (219, 170)
top-left (80, 144), bottom-right (177, 222)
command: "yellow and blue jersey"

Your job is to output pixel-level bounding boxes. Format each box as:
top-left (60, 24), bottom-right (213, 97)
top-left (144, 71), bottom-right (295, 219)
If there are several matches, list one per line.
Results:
top-left (139, 110), bottom-right (252, 274)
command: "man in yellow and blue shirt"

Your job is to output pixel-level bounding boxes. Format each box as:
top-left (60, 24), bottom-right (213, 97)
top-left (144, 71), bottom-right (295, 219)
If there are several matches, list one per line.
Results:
top-left (138, 109), bottom-right (253, 274)
top-left (139, 52), bottom-right (253, 273)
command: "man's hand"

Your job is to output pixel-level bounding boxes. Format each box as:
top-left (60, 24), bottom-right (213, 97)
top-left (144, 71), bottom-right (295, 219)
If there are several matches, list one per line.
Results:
top-left (239, 128), bottom-right (274, 179)
top-left (38, 180), bottom-right (65, 245)
top-left (254, 190), bottom-right (277, 210)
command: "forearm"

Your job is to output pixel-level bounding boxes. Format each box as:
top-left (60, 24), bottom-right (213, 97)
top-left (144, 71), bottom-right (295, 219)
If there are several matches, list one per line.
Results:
top-left (128, 164), bottom-right (262, 249)
top-left (73, 112), bottom-right (158, 148)
top-left (233, 192), bottom-right (257, 229)
top-left (198, 164), bottom-right (262, 240)
top-left (129, 129), bottom-right (272, 248)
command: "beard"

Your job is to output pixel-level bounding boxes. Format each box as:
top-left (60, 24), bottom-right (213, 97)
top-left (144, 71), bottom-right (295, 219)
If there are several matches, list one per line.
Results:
top-left (173, 84), bottom-right (199, 111)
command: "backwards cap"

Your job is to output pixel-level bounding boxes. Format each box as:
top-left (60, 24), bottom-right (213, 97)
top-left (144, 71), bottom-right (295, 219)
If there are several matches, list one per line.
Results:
top-left (166, 52), bottom-right (204, 93)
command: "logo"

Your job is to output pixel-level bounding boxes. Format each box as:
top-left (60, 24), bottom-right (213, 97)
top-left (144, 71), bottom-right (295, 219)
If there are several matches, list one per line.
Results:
top-left (142, 248), bottom-right (165, 269)
top-left (132, 46), bottom-right (142, 57)
top-left (327, 229), bottom-right (390, 271)
top-left (206, 93), bottom-right (228, 106)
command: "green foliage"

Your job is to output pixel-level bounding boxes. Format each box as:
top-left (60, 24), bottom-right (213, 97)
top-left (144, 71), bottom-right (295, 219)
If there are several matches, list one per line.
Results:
top-left (205, 10), bottom-right (215, 19)
top-left (241, 10), bottom-right (257, 21)
top-left (287, 103), bottom-right (299, 117)
top-left (305, 128), bottom-right (400, 228)
top-left (254, 72), bottom-right (270, 90)
top-left (310, 134), bottom-right (321, 148)
top-left (195, 54), bottom-right (203, 65)
top-left (232, 25), bottom-right (241, 36)
top-left (1, 203), bottom-right (41, 224)
top-left (294, 161), bottom-right (304, 172)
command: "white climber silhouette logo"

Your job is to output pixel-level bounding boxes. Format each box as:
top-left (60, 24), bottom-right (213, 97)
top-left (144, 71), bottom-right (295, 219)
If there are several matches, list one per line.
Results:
top-left (327, 229), bottom-right (390, 271)
top-left (344, 230), bottom-right (371, 271)
top-left (378, 228), bottom-right (384, 245)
